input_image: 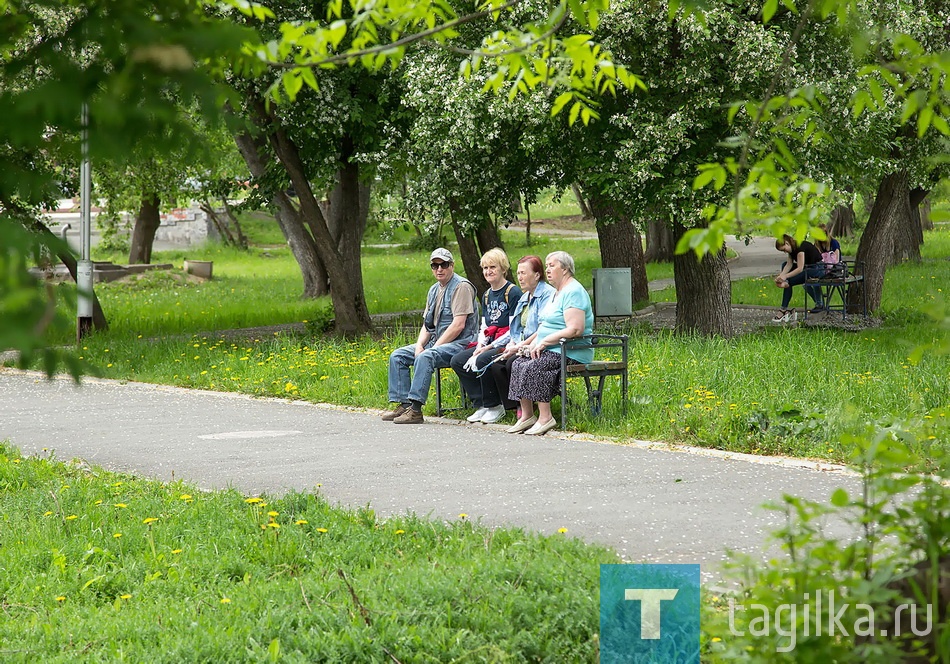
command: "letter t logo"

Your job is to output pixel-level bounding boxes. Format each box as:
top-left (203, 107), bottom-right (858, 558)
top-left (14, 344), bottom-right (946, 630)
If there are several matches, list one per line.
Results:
top-left (625, 589), bottom-right (679, 639)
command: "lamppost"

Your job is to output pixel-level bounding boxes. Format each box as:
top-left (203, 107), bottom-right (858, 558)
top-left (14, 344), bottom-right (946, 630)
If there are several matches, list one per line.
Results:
top-left (77, 102), bottom-right (93, 341)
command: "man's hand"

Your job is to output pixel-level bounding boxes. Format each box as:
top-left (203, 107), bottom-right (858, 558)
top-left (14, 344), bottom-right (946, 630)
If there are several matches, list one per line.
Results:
top-left (414, 343), bottom-right (425, 357)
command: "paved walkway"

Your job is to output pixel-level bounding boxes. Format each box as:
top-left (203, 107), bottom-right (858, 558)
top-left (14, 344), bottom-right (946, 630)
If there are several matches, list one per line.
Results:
top-left (0, 370), bottom-right (858, 585)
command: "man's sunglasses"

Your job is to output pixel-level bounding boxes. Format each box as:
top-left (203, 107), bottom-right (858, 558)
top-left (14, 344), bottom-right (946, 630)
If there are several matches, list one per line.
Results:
top-left (430, 262), bottom-right (452, 270)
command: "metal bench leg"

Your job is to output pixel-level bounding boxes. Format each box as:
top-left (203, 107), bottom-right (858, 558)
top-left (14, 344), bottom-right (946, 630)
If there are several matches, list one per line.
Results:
top-left (435, 368), bottom-right (444, 417)
top-left (589, 376), bottom-right (606, 416)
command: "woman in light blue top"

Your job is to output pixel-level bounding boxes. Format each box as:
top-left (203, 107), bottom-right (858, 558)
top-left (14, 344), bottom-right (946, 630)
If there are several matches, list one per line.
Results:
top-left (506, 251), bottom-right (594, 435)
top-left (488, 255), bottom-right (556, 412)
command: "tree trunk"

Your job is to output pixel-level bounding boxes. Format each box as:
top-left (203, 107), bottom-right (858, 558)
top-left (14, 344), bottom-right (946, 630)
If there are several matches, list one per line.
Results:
top-left (644, 217), bottom-right (675, 263)
top-left (232, 129), bottom-right (330, 299)
top-left (908, 188), bottom-right (928, 252)
top-left (524, 201), bottom-right (532, 246)
top-left (324, 140), bottom-right (372, 326)
top-left (128, 193), bottom-right (161, 264)
top-left (587, 194), bottom-right (649, 306)
top-left (672, 222), bottom-right (732, 336)
top-left (828, 203), bottom-right (855, 239)
top-left (475, 219), bottom-right (504, 256)
top-left (854, 171), bottom-right (911, 312)
top-left (448, 200), bottom-right (488, 294)
top-left (572, 183), bottom-right (593, 220)
top-left (30, 219), bottom-right (109, 331)
top-left (920, 196), bottom-right (933, 231)
top-left (263, 110), bottom-right (372, 335)
top-left (892, 187), bottom-right (923, 264)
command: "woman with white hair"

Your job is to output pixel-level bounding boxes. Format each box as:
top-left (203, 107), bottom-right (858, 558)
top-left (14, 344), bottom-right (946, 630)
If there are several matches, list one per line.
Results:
top-left (506, 251), bottom-right (593, 435)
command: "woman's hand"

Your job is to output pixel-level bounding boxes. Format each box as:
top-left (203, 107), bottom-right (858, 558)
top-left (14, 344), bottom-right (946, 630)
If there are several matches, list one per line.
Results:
top-left (529, 340), bottom-right (547, 358)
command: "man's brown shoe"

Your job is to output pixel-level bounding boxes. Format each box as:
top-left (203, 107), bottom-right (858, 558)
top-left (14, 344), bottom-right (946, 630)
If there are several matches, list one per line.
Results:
top-left (382, 404), bottom-right (409, 421)
top-left (393, 408), bottom-right (424, 424)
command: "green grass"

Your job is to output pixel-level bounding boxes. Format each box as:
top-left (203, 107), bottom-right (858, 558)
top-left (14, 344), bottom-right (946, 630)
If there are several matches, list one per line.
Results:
top-left (0, 442), bottom-right (615, 662)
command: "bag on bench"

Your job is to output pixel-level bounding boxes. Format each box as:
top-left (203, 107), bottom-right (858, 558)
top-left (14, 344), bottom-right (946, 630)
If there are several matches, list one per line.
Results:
top-left (823, 262), bottom-right (847, 279)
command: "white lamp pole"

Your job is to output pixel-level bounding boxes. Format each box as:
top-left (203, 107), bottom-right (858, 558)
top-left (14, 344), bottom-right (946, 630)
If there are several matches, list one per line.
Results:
top-left (77, 102), bottom-right (94, 341)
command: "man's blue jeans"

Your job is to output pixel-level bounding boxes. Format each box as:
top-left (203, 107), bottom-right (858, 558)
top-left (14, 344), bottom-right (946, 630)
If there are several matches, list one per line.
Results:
top-left (388, 341), bottom-right (468, 405)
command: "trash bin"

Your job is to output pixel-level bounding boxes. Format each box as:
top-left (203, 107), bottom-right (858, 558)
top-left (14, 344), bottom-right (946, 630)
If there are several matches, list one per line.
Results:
top-left (591, 268), bottom-right (632, 317)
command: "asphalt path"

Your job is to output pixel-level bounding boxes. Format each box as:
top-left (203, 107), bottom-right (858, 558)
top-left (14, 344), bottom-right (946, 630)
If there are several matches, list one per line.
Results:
top-left (1, 370), bottom-right (858, 585)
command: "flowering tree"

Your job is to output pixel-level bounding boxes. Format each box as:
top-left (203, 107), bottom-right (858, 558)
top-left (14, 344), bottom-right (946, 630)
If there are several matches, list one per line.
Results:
top-left (396, 49), bottom-right (571, 291)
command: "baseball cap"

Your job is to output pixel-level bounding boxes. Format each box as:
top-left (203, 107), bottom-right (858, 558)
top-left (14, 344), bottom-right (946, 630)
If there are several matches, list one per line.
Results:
top-left (430, 248), bottom-right (453, 263)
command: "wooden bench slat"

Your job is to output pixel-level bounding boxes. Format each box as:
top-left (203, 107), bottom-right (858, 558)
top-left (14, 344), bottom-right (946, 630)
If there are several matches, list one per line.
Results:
top-left (567, 361), bottom-right (627, 373)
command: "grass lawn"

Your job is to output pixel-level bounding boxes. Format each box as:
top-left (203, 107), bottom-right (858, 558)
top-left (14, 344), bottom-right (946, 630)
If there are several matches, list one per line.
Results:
top-left (0, 442), bottom-right (617, 661)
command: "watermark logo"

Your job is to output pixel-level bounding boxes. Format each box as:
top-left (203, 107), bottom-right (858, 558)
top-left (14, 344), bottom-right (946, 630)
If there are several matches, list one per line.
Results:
top-left (600, 564), bottom-right (700, 663)
top-left (728, 590), bottom-right (933, 653)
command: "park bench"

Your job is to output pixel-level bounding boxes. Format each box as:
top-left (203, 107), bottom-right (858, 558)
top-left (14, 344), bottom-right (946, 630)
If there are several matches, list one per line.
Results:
top-left (559, 334), bottom-right (629, 431)
top-left (804, 259), bottom-right (867, 321)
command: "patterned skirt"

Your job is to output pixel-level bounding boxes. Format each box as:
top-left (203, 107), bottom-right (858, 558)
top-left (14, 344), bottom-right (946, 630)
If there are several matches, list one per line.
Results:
top-left (508, 351), bottom-right (565, 403)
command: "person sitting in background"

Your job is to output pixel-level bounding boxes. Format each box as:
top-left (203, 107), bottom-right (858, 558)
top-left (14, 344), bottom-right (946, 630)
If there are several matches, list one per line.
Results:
top-left (488, 255), bottom-right (556, 418)
top-left (506, 251), bottom-right (593, 436)
top-left (814, 222), bottom-right (843, 275)
top-left (450, 248), bottom-right (522, 424)
top-left (383, 248), bottom-right (478, 424)
top-left (772, 234), bottom-right (827, 323)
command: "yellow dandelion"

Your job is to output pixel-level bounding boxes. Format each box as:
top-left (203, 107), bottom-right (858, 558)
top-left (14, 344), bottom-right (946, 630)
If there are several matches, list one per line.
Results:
top-left (316, 528), bottom-right (328, 533)
top-left (395, 529), bottom-right (405, 535)
top-left (113, 533), bottom-right (122, 539)
top-left (114, 503), bottom-right (128, 508)
top-left (244, 497), bottom-right (263, 504)
top-left (558, 527), bottom-right (568, 534)
top-left (458, 513), bottom-right (468, 519)
top-left (55, 596), bottom-right (66, 602)
top-left (120, 594), bottom-right (132, 599)
top-left (94, 500), bottom-right (103, 505)
top-left (142, 517), bottom-right (159, 525)
top-left (267, 522), bottom-right (280, 529)
top-left (267, 511), bottom-right (279, 517)
top-left (712, 637), bottom-right (722, 643)
top-left (180, 494), bottom-right (192, 501)
top-left (43, 511), bottom-right (53, 516)
top-left (220, 597), bottom-right (231, 604)
top-left (295, 519), bottom-right (308, 525)
top-left (65, 515), bottom-right (77, 521)
top-left (171, 549), bottom-right (183, 554)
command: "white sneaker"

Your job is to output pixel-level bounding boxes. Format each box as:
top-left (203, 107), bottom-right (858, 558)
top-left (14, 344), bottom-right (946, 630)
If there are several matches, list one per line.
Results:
top-left (480, 404), bottom-right (507, 424)
top-left (467, 407), bottom-right (489, 423)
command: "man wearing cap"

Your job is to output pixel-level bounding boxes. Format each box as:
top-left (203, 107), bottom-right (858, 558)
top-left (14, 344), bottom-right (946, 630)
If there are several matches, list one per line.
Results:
top-left (383, 248), bottom-right (479, 424)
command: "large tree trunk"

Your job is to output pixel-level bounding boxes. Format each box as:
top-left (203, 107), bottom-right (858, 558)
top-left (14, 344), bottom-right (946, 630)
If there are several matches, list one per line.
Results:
top-left (448, 200), bottom-right (488, 293)
top-left (854, 171), bottom-right (911, 312)
top-left (232, 97), bottom-right (373, 335)
top-left (587, 194), bottom-right (649, 306)
top-left (644, 217), bottom-right (675, 263)
top-left (232, 129), bottom-right (330, 299)
top-left (324, 136), bottom-right (372, 311)
top-left (828, 203), bottom-right (855, 239)
top-left (128, 193), bottom-right (161, 264)
top-left (672, 222), bottom-right (732, 336)
top-left (267, 119), bottom-right (372, 336)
